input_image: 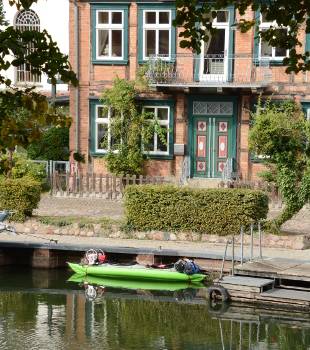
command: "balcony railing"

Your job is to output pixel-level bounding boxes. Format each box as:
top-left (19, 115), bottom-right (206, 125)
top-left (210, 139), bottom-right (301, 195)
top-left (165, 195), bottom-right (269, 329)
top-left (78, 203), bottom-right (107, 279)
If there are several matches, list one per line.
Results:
top-left (143, 54), bottom-right (277, 88)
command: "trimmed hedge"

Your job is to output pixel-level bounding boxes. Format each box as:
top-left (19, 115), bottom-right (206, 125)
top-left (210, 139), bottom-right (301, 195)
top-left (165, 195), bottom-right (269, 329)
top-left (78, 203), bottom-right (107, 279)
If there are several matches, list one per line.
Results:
top-left (0, 176), bottom-right (41, 221)
top-left (124, 185), bottom-right (269, 236)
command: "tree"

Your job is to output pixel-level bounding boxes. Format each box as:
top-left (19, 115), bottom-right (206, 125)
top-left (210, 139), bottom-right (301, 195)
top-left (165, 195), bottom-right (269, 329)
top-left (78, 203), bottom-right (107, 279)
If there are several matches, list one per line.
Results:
top-left (100, 77), bottom-right (166, 175)
top-left (0, 0), bottom-right (77, 173)
top-left (249, 100), bottom-right (310, 229)
top-left (174, 0), bottom-right (310, 74)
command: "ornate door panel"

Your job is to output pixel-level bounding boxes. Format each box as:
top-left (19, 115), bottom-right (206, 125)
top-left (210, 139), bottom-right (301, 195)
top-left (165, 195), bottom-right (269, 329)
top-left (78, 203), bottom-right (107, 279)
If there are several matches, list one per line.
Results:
top-left (192, 117), bottom-right (232, 178)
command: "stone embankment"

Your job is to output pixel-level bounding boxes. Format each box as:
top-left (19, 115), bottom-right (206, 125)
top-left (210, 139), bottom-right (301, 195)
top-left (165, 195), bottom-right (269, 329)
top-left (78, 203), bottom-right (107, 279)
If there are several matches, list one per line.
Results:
top-left (9, 218), bottom-right (310, 250)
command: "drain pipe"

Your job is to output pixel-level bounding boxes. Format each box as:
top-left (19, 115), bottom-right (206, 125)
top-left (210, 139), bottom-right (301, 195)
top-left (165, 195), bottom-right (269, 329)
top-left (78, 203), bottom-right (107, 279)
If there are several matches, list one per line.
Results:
top-left (74, 0), bottom-right (80, 153)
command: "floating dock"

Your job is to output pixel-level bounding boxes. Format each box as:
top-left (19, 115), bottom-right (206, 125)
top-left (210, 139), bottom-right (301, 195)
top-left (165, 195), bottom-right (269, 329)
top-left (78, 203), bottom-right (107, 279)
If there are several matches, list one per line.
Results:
top-left (216, 258), bottom-right (310, 309)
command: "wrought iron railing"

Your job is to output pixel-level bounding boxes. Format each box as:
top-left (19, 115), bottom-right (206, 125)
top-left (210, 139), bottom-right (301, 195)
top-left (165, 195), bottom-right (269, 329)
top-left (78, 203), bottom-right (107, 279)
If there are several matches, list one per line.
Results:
top-left (144, 54), bottom-right (309, 87)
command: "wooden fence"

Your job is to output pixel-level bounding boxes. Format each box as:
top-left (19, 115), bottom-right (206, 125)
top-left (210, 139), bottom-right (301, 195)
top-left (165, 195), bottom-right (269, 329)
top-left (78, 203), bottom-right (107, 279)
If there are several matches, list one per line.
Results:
top-left (218, 180), bottom-right (283, 208)
top-left (50, 172), bottom-right (168, 198)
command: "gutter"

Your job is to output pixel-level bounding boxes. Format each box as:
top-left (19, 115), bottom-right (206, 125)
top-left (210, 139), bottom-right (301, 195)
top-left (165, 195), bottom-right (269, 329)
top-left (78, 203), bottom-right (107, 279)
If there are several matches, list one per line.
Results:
top-left (74, 0), bottom-right (80, 152)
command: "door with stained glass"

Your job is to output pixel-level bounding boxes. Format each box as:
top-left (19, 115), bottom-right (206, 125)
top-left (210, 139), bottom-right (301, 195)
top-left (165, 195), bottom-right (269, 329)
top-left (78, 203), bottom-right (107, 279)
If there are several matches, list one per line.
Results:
top-left (193, 117), bottom-right (232, 178)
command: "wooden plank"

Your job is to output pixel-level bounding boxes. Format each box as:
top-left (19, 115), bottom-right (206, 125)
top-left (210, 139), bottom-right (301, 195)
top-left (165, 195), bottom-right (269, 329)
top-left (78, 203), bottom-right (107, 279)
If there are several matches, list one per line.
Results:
top-left (219, 276), bottom-right (274, 288)
top-left (260, 288), bottom-right (310, 302)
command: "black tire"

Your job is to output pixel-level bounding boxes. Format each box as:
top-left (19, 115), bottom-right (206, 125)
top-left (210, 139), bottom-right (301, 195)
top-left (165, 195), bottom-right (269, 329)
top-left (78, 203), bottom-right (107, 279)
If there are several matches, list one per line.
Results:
top-left (207, 285), bottom-right (229, 302)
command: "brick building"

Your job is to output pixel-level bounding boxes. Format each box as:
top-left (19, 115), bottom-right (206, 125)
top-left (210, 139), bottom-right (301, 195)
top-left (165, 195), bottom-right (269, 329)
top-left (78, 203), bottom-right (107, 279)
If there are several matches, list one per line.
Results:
top-left (69, 0), bottom-right (310, 181)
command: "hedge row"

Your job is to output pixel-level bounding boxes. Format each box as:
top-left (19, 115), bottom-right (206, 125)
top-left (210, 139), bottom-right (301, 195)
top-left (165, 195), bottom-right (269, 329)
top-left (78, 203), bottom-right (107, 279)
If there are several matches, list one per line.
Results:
top-left (124, 185), bottom-right (269, 236)
top-left (0, 176), bottom-right (41, 221)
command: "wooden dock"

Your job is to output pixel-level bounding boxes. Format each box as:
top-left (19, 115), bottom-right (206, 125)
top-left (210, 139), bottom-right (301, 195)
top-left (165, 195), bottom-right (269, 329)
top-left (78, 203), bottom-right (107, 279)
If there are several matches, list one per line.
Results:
top-left (215, 257), bottom-right (310, 309)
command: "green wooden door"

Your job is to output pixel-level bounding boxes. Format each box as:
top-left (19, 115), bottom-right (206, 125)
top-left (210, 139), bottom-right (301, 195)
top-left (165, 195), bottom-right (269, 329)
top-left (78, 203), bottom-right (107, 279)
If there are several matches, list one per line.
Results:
top-left (192, 117), bottom-right (233, 178)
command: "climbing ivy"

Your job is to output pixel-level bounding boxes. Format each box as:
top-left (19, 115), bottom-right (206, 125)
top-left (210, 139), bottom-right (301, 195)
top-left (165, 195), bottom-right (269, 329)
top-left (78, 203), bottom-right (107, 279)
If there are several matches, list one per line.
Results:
top-left (249, 99), bottom-right (310, 230)
top-left (100, 77), bottom-right (166, 175)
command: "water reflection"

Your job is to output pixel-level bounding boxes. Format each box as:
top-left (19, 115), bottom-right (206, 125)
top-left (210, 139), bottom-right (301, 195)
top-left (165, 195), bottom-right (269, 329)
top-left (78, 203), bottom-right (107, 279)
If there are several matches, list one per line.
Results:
top-left (0, 267), bottom-right (309, 350)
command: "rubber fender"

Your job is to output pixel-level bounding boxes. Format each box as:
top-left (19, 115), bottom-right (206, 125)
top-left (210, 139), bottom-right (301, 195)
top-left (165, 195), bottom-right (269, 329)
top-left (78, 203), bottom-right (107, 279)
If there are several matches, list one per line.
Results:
top-left (207, 285), bottom-right (229, 302)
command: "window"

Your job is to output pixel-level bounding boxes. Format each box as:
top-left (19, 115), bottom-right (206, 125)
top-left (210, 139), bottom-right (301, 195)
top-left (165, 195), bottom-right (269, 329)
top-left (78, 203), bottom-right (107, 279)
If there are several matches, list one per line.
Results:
top-left (259, 14), bottom-right (288, 60)
top-left (143, 106), bottom-right (170, 155)
top-left (91, 5), bottom-right (128, 64)
top-left (96, 10), bottom-right (124, 60)
top-left (15, 10), bottom-right (41, 83)
top-left (143, 10), bottom-right (172, 60)
top-left (95, 105), bottom-right (116, 153)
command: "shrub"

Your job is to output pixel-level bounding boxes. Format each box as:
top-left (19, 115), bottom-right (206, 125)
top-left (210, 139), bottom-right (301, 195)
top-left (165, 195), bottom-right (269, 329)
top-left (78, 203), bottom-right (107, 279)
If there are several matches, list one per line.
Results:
top-left (124, 185), bottom-right (269, 236)
top-left (0, 176), bottom-right (41, 221)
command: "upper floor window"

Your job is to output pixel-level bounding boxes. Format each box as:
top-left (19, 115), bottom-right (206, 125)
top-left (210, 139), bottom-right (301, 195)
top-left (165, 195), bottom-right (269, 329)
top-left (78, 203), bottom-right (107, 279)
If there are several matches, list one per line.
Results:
top-left (96, 10), bottom-right (124, 60)
top-left (15, 10), bottom-right (41, 83)
top-left (143, 10), bottom-right (172, 60)
top-left (143, 106), bottom-right (170, 155)
top-left (259, 14), bottom-right (288, 60)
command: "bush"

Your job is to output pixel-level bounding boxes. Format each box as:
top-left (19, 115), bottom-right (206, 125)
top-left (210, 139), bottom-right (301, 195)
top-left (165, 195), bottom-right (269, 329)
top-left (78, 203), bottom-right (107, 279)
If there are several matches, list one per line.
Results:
top-left (27, 126), bottom-right (69, 161)
top-left (0, 176), bottom-right (41, 221)
top-left (124, 185), bottom-right (269, 236)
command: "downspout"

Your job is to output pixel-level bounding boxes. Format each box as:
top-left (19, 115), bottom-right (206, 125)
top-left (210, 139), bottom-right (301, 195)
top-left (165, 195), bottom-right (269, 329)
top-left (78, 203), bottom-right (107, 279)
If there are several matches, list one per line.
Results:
top-left (74, 0), bottom-right (80, 153)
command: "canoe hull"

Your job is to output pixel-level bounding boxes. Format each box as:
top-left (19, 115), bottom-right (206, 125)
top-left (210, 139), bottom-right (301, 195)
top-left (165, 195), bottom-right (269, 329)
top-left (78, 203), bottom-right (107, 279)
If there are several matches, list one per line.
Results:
top-left (68, 262), bottom-right (206, 283)
top-left (68, 273), bottom-right (204, 291)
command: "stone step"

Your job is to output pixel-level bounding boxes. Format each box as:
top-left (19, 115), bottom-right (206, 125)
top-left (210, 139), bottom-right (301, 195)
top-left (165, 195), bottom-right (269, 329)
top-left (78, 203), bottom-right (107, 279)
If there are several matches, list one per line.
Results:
top-left (186, 178), bottom-right (222, 189)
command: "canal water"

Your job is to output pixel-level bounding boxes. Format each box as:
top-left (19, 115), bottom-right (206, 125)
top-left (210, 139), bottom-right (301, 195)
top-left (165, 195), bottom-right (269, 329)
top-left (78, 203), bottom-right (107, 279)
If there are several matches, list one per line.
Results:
top-left (0, 266), bottom-right (309, 350)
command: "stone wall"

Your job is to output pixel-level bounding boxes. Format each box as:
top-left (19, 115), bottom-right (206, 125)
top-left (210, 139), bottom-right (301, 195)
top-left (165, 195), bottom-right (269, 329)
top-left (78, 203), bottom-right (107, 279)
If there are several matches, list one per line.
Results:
top-left (8, 218), bottom-right (310, 250)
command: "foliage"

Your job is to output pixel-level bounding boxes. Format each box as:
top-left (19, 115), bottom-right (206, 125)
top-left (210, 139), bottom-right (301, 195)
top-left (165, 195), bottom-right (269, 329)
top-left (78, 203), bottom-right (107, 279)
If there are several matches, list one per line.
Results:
top-left (0, 176), bottom-right (41, 221)
top-left (124, 184), bottom-right (268, 235)
top-left (0, 152), bottom-right (46, 185)
top-left (73, 151), bottom-right (85, 163)
top-left (101, 77), bottom-right (167, 175)
top-left (27, 126), bottom-right (69, 161)
top-left (0, 1), bottom-right (77, 163)
top-left (249, 100), bottom-right (310, 229)
top-left (174, 0), bottom-right (310, 74)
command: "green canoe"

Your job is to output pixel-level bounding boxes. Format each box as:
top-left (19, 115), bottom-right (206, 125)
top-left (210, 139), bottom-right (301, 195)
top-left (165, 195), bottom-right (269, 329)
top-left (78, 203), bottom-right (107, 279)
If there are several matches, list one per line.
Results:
top-left (68, 262), bottom-right (206, 283)
top-left (68, 273), bottom-right (205, 291)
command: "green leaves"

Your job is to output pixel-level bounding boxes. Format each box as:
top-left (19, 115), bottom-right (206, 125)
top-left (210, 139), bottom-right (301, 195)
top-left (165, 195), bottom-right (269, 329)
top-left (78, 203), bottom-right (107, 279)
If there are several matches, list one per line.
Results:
top-left (124, 185), bottom-right (268, 235)
top-left (175, 0), bottom-right (310, 73)
top-left (250, 100), bottom-right (310, 229)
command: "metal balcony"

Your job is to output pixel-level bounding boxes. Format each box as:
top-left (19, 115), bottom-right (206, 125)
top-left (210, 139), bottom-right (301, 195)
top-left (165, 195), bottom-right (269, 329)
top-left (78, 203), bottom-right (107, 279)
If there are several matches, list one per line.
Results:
top-left (144, 54), bottom-right (273, 89)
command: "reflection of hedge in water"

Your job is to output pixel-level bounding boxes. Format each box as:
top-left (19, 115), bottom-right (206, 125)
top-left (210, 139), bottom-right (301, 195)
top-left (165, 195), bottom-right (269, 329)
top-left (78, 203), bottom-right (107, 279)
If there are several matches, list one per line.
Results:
top-left (92, 299), bottom-right (310, 349)
top-left (0, 293), bottom-right (38, 327)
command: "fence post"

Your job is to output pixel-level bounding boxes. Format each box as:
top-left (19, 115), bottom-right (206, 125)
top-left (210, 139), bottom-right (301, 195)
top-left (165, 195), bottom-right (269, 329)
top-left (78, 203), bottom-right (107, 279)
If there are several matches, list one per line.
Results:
top-left (112, 175), bottom-right (116, 199)
top-left (139, 175), bottom-right (143, 185)
top-left (79, 173), bottom-right (83, 197)
top-left (99, 174), bottom-right (103, 197)
top-left (232, 234), bottom-right (235, 276)
top-left (92, 173), bottom-right (96, 195)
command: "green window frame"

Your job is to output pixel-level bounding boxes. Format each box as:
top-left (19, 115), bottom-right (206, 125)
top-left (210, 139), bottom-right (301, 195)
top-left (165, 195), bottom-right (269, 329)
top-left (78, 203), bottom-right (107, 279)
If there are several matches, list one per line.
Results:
top-left (91, 4), bottom-right (129, 65)
top-left (90, 99), bottom-right (174, 158)
top-left (141, 99), bottom-right (174, 160)
top-left (301, 102), bottom-right (310, 121)
top-left (137, 3), bottom-right (176, 64)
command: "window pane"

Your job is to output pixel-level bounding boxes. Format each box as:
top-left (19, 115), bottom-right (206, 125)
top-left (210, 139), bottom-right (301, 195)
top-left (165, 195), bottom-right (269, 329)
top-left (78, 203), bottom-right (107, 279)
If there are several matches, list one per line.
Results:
top-left (159, 11), bottom-right (170, 24)
top-left (261, 38), bottom-right (272, 57)
top-left (112, 30), bottom-right (122, 57)
top-left (144, 107), bottom-right (155, 117)
top-left (98, 12), bottom-right (109, 24)
top-left (157, 108), bottom-right (168, 120)
top-left (97, 106), bottom-right (108, 119)
top-left (145, 134), bottom-right (155, 152)
top-left (157, 127), bottom-right (168, 152)
top-left (145, 12), bottom-right (156, 24)
top-left (112, 12), bottom-right (122, 24)
top-left (98, 30), bottom-right (109, 56)
top-left (159, 30), bottom-right (169, 55)
top-left (275, 46), bottom-right (286, 57)
top-left (145, 30), bottom-right (156, 56)
top-left (216, 11), bottom-right (228, 22)
top-left (97, 123), bottom-right (108, 150)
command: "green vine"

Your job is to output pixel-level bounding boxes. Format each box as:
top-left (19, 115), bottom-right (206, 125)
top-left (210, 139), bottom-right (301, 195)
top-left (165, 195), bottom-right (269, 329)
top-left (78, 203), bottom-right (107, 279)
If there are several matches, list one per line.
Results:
top-left (249, 99), bottom-right (310, 231)
top-left (100, 77), bottom-right (167, 175)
